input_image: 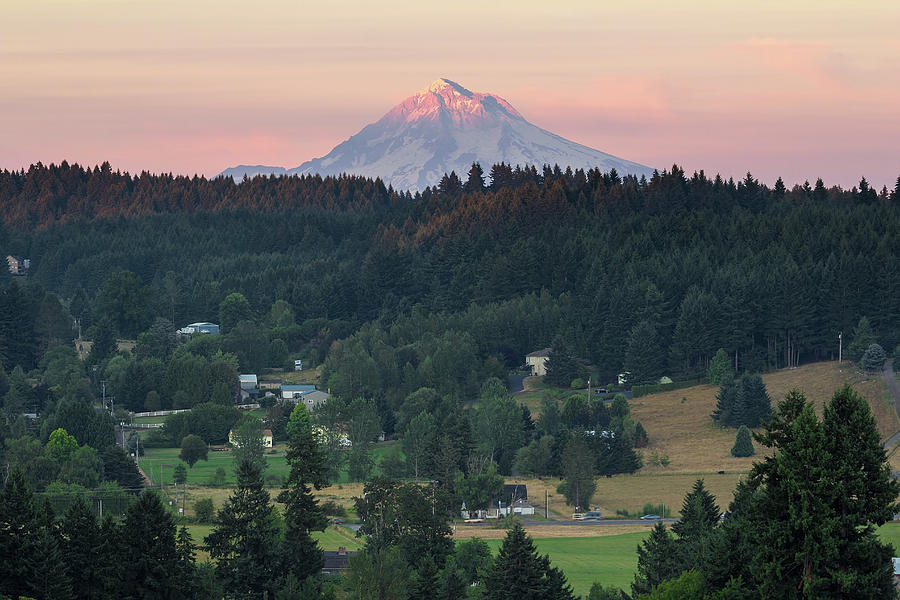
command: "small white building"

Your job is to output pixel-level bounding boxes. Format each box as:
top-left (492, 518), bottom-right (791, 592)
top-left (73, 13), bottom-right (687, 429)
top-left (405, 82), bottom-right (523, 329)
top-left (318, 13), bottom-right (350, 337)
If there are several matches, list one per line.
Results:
top-left (177, 322), bottom-right (220, 335)
top-left (512, 499), bottom-right (536, 516)
top-left (239, 374), bottom-right (258, 391)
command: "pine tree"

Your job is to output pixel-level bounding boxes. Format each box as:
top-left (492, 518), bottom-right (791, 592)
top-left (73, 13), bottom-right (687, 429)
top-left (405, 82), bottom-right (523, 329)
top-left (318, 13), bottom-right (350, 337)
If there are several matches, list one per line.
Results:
top-left (860, 343), bottom-right (886, 372)
top-left (730, 425), bottom-right (754, 457)
top-left (483, 523), bottom-right (575, 600)
top-left (544, 341), bottom-right (579, 387)
top-left (276, 404), bottom-right (330, 583)
top-left (120, 490), bottom-right (184, 599)
top-left (409, 554), bottom-right (439, 600)
top-left (623, 320), bottom-right (665, 385)
top-left (464, 162), bottom-right (485, 194)
top-left (59, 499), bottom-right (105, 600)
top-left (672, 479), bottom-right (720, 573)
top-left (26, 526), bottom-right (73, 600)
top-left (207, 457), bottom-right (282, 598)
top-left (737, 374), bottom-right (770, 427)
top-left (175, 526), bottom-right (197, 598)
top-left (846, 316), bottom-right (876, 362)
top-left (750, 387), bottom-right (899, 598)
top-left (0, 466), bottom-right (38, 598)
top-left (632, 522), bottom-right (680, 597)
top-left (711, 382), bottom-right (736, 426)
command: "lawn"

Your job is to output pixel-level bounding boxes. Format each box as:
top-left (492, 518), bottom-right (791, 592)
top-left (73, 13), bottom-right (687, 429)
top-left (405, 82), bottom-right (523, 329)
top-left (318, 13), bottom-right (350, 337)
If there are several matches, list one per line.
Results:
top-left (481, 532), bottom-right (647, 595)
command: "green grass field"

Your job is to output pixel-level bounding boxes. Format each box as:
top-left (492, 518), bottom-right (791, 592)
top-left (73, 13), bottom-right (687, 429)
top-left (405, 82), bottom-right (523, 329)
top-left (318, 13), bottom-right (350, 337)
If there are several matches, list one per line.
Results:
top-left (480, 532), bottom-right (647, 596)
top-left (477, 524), bottom-right (900, 598)
top-left (139, 441), bottom-right (399, 487)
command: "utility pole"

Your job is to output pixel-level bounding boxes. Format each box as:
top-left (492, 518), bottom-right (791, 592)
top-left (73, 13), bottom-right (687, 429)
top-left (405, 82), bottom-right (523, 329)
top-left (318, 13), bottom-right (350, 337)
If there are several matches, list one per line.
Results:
top-left (839, 332), bottom-right (843, 363)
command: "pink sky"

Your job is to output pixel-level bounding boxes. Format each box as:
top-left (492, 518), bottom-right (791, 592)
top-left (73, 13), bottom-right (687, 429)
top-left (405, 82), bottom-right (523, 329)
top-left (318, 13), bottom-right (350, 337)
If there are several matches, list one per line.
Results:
top-left (2, 1), bottom-right (898, 189)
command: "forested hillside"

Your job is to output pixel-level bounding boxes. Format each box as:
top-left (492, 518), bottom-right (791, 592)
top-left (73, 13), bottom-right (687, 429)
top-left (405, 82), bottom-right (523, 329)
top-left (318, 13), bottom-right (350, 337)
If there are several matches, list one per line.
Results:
top-left (3, 162), bottom-right (900, 389)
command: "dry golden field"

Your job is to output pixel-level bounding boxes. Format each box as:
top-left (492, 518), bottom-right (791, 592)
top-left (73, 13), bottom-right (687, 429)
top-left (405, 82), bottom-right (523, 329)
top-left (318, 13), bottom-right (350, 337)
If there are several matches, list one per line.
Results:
top-left (629, 361), bottom-right (898, 476)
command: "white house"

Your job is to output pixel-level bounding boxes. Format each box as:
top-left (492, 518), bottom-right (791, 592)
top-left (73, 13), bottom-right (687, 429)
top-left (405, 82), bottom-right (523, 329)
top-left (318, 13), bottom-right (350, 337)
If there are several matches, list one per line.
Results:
top-left (526, 348), bottom-right (551, 376)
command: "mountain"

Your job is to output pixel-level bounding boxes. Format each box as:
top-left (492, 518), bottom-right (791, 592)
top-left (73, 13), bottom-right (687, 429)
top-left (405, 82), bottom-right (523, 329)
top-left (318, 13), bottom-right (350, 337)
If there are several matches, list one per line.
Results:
top-left (220, 78), bottom-right (654, 192)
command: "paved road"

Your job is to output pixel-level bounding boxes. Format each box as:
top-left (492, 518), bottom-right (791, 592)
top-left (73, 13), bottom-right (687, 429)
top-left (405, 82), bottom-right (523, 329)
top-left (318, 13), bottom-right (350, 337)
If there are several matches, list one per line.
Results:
top-left (343, 518), bottom-right (675, 532)
top-left (882, 359), bottom-right (900, 449)
top-left (508, 374), bottom-right (526, 394)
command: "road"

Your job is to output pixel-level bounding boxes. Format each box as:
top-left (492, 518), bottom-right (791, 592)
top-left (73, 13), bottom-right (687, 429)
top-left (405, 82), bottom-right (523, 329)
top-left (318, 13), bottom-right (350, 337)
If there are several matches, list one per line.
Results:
top-left (508, 374), bottom-right (526, 394)
top-left (342, 518), bottom-right (676, 533)
top-left (882, 359), bottom-right (900, 449)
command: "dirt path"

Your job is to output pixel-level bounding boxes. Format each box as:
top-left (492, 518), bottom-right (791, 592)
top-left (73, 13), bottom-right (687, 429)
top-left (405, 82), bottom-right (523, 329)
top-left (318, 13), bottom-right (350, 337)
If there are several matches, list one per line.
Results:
top-left (882, 359), bottom-right (900, 449)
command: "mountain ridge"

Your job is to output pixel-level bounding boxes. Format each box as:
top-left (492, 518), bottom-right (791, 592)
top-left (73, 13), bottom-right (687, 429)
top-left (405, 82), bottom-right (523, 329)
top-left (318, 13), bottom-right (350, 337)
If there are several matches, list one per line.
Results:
top-left (220, 78), bottom-right (654, 191)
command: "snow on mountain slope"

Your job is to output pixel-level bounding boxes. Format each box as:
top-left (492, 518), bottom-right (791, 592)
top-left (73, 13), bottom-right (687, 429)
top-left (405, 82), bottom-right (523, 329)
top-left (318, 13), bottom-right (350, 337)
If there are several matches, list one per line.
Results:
top-left (220, 78), bottom-right (654, 191)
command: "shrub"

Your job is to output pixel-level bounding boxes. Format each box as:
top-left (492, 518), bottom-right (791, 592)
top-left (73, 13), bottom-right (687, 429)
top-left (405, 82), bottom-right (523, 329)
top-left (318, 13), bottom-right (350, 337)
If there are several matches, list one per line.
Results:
top-left (731, 425), bottom-right (755, 457)
top-left (194, 498), bottom-right (214, 523)
top-left (208, 466), bottom-right (226, 487)
top-left (861, 343), bottom-right (886, 372)
top-left (570, 378), bottom-right (585, 389)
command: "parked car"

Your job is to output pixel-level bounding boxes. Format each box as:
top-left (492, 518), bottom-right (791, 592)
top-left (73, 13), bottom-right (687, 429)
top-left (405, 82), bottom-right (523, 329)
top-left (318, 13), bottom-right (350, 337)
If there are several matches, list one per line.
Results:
top-left (640, 514), bottom-right (661, 520)
top-left (329, 518), bottom-right (344, 525)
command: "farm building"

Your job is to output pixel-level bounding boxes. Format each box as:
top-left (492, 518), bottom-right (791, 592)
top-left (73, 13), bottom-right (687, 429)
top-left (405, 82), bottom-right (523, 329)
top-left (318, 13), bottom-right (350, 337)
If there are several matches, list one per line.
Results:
top-left (280, 384), bottom-right (317, 400)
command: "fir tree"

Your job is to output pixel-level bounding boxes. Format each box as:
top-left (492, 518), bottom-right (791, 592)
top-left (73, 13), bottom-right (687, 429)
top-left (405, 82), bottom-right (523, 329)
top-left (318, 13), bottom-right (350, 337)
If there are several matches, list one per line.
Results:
top-left (846, 316), bottom-right (876, 362)
top-left (26, 526), bottom-right (73, 600)
top-left (711, 382), bottom-right (736, 426)
top-left (623, 320), bottom-right (665, 385)
top-left (120, 490), bottom-right (184, 599)
top-left (206, 457), bottom-right (282, 599)
top-left (730, 425), bottom-right (754, 457)
top-left (276, 404), bottom-right (330, 584)
top-left (464, 162), bottom-right (485, 194)
top-left (544, 342), bottom-right (579, 388)
top-left (860, 343), bottom-right (886, 372)
top-left (59, 499), bottom-right (106, 600)
top-left (750, 387), bottom-right (899, 598)
top-left (672, 479), bottom-right (720, 573)
top-left (483, 523), bottom-right (575, 600)
top-left (632, 522), bottom-right (680, 597)
top-left (737, 374), bottom-right (770, 427)
top-left (0, 466), bottom-right (38, 598)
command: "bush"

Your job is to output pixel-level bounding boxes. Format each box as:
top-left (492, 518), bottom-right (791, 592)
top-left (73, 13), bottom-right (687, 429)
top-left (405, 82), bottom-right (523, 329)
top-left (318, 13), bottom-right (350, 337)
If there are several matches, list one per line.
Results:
top-left (208, 466), bottom-right (226, 487)
top-left (861, 343), bottom-right (886, 372)
top-left (570, 378), bottom-right (584, 389)
top-left (194, 498), bottom-right (214, 523)
top-left (731, 425), bottom-right (755, 457)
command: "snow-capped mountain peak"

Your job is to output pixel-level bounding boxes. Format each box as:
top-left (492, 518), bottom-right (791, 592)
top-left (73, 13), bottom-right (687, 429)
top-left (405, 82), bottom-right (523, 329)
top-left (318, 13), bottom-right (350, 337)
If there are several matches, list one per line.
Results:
top-left (220, 78), bottom-right (654, 192)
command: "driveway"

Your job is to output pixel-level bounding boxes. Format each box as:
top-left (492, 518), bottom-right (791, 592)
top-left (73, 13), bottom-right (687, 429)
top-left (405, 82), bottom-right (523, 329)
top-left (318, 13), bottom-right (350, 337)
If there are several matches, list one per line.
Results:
top-left (882, 359), bottom-right (900, 449)
top-left (508, 374), bottom-right (526, 394)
